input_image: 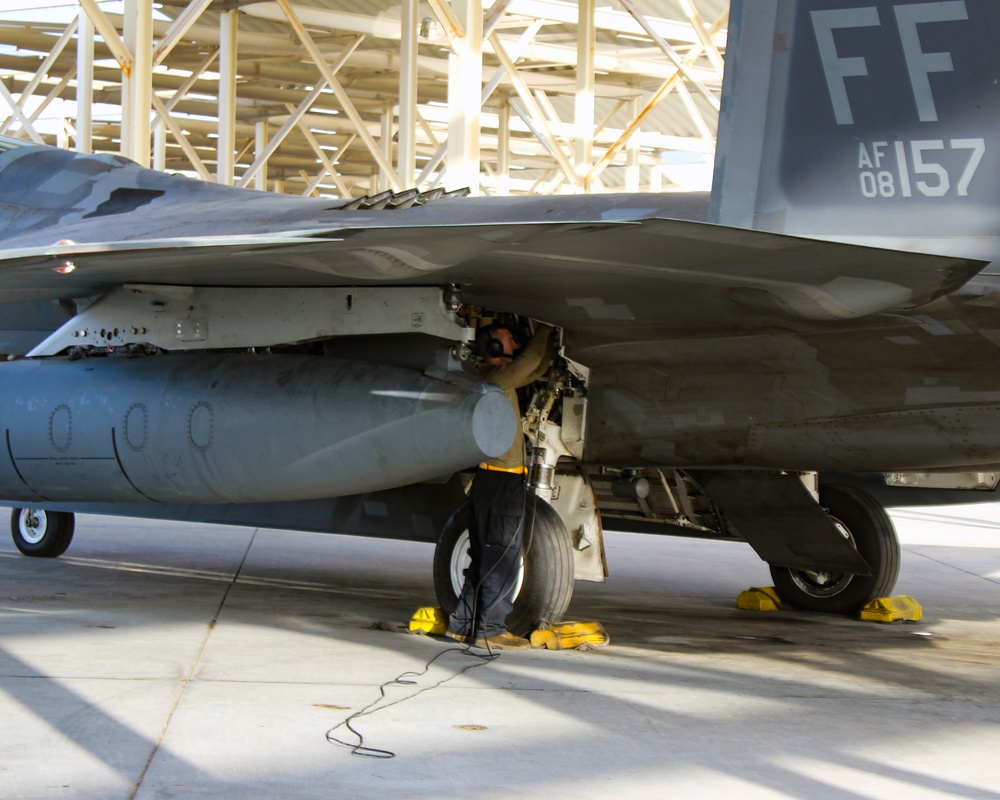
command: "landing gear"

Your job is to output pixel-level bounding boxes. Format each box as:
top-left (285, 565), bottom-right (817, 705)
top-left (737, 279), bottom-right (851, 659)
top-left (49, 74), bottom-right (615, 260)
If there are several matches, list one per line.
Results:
top-left (433, 497), bottom-right (574, 637)
top-left (770, 485), bottom-right (900, 615)
top-left (10, 508), bottom-right (75, 558)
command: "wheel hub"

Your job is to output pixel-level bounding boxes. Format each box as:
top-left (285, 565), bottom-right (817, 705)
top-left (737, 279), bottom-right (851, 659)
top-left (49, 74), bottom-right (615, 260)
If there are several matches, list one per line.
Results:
top-left (787, 516), bottom-right (856, 599)
top-left (18, 509), bottom-right (48, 545)
top-left (449, 529), bottom-right (525, 601)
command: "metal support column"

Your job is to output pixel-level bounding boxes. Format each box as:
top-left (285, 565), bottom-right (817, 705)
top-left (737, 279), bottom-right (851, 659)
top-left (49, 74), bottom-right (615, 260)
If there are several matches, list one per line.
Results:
top-left (497, 98), bottom-right (510, 196)
top-left (626, 97), bottom-right (641, 192)
top-left (76, 10), bottom-right (94, 153)
top-left (380, 104), bottom-right (393, 192)
top-left (122, 0), bottom-right (152, 166)
top-left (236, 35), bottom-right (362, 190)
top-left (153, 122), bottom-right (166, 171)
top-left (575, 0), bottom-right (595, 191)
top-left (398, 0), bottom-right (418, 188)
top-left (254, 120), bottom-right (268, 191)
top-left (217, 8), bottom-right (238, 184)
top-left (446, 0), bottom-right (482, 194)
top-left (276, 0), bottom-right (402, 191)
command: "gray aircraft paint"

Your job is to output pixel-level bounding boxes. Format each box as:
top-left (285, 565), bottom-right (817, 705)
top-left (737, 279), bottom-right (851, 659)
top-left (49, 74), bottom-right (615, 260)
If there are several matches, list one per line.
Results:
top-left (0, 138), bottom-right (992, 475)
top-left (4, 0), bottom-right (1000, 512)
top-left (0, 355), bottom-right (515, 504)
top-left (715, 0), bottom-right (1000, 246)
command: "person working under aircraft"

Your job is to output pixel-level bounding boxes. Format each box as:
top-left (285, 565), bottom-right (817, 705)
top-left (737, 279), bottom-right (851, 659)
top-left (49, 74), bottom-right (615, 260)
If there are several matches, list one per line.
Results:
top-left (447, 320), bottom-right (556, 649)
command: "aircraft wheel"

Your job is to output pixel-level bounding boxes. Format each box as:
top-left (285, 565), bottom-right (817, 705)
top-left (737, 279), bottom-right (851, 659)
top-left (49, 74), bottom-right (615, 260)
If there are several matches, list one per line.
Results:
top-left (11, 508), bottom-right (75, 558)
top-left (433, 497), bottom-right (574, 637)
top-left (769, 485), bottom-right (900, 615)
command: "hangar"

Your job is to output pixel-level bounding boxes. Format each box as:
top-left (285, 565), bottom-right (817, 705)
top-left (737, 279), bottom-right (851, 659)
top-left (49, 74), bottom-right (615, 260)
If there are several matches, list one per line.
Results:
top-left (3, 3), bottom-right (1000, 798)
top-left (0, 0), bottom-right (727, 197)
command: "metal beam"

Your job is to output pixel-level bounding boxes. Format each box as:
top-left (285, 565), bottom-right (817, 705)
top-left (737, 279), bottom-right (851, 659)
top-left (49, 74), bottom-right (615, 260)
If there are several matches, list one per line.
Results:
top-left (150, 93), bottom-right (212, 180)
top-left (77, 0), bottom-right (133, 70)
top-left (618, 0), bottom-right (720, 112)
top-left (426, 0), bottom-right (467, 48)
top-left (329, 135), bottom-right (357, 199)
top-left (380, 103), bottom-right (393, 192)
top-left (490, 32), bottom-right (577, 187)
top-left (242, 0), bottom-right (719, 49)
top-left (0, 80), bottom-right (44, 143)
top-left (416, 16), bottom-right (542, 187)
top-left (76, 9), bottom-right (94, 153)
top-left (152, 0), bottom-right (215, 67)
top-left (150, 47), bottom-right (219, 174)
top-left (158, 48), bottom-right (220, 117)
top-left (154, 119), bottom-right (166, 171)
top-left (0, 17), bottom-right (78, 136)
top-left (0, 0), bottom-right (725, 196)
top-left (574, 0), bottom-right (595, 188)
top-left (237, 34), bottom-right (363, 189)
top-left (122, 0), bottom-right (153, 165)
top-left (398, 0), bottom-right (419, 186)
top-left (254, 121), bottom-right (268, 191)
top-left (293, 109), bottom-right (347, 197)
top-left (625, 97), bottom-right (640, 192)
top-left (678, 0), bottom-right (726, 77)
top-left (677, 81), bottom-right (715, 145)
top-left (276, 0), bottom-right (403, 191)
top-left (497, 99), bottom-right (510, 196)
top-left (585, 10), bottom-right (727, 187)
top-left (217, 8), bottom-right (238, 184)
top-left (24, 70), bottom-right (75, 132)
top-left (238, 82), bottom-right (328, 188)
top-left (446, 0), bottom-right (483, 194)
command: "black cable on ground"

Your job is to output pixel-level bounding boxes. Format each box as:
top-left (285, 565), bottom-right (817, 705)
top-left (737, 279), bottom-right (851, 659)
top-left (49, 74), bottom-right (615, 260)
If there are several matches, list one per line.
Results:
top-left (325, 644), bottom-right (497, 759)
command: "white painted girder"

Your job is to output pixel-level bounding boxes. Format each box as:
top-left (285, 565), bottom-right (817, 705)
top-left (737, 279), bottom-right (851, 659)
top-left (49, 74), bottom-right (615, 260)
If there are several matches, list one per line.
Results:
top-left (121, 0), bottom-right (152, 165)
top-left (397, 0), bottom-right (418, 185)
top-left (0, 0), bottom-right (727, 195)
top-left (575, 0), bottom-right (596, 188)
top-left (216, 8), bottom-right (237, 184)
top-left (0, 17), bottom-right (78, 137)
top-left (237, 3), bottom-right (722, 85)
top-left (446, 0), bottom-right (483, 194)
top-left (75, 9), bottom-right (93, 154)
top-left (241, 0), bottom-right (723, 49)
top-left (236, 33), bottom-right (363, 189)
top-left (275, 0), bottom-right (403, 191)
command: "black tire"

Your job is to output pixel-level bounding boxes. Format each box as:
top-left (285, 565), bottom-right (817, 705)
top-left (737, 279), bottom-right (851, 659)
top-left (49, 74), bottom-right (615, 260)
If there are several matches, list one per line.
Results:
top-left (433, 496), bottom-right (574, 637)
top-left (11, 508), bottom-right (75, 558)
top-left (770, 485), bottom-right (900, 615)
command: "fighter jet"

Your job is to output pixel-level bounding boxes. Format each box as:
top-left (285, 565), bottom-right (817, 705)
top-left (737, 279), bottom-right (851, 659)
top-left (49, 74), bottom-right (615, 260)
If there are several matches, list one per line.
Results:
top-left (1, 0), bottom-right (996, 634)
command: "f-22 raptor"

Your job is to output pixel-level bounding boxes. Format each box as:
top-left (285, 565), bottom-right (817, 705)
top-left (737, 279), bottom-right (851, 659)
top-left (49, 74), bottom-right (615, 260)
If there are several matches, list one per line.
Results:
top-left (1, 0), bottom-right (997, 632)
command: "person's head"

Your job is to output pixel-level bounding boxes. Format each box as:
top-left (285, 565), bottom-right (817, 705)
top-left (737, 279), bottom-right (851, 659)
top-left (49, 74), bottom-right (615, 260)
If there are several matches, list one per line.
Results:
top-left (478, 323), bottom-right (520, 365)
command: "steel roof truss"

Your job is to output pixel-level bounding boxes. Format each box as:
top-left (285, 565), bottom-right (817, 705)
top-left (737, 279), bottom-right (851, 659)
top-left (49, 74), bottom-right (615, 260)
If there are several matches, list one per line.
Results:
top-left (490, 31), bottom-right (577, 187)
top-left (275, 0), bottom-right (403, 192)
top-left (236, 34), bottom-right (363, 189)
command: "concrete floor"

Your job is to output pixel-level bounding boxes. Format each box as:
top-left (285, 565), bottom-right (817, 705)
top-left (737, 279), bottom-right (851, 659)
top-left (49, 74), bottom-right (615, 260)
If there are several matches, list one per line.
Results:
top-left (1, 506), bottom-right (999, 799)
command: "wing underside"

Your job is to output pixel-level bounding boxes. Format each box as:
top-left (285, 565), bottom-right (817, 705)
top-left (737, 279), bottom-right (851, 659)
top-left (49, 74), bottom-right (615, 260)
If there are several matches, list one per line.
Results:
top-left (0, 218), bottom-right (983, 341)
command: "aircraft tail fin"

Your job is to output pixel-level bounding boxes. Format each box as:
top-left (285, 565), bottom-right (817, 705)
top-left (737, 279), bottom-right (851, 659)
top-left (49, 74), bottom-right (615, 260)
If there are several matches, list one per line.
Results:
top-left (711, 0), bottom-right (999, 249)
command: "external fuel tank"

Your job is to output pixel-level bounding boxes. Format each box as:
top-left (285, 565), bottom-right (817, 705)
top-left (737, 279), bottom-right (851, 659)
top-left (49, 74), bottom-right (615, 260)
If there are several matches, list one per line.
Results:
top-left (0, 353), bottom-right (515, 504)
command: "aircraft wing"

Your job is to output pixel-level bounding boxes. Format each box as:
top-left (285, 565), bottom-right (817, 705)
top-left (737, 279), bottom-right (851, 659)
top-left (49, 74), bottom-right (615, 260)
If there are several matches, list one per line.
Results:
top-left (0, 211), bottom-right (984, 339)
top-left (0, 141), bottom-right (984, 343)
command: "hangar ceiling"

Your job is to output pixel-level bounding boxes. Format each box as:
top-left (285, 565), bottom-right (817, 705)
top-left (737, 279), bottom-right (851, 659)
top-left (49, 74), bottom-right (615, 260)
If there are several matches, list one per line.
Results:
top-left (0, 0), bottom-right (728, 197)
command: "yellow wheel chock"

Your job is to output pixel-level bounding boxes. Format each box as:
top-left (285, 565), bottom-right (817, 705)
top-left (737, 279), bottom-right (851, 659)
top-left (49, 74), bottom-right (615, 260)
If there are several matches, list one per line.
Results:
top-left (530, 620), bottom-right (609, 650)
top-left (736, 586), bottom-right (783, 612)
top-left (736, 587), bottom-right (923, 623)
top-left (409, 607), bottom-right (448, 635)
top-left (859, 596), bottom-right (923, 623)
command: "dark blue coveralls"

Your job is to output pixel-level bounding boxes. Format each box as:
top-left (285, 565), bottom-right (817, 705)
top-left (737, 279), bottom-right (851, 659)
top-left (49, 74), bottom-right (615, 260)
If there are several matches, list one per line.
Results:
top-left (448, 325), bottom-right (554, 638)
